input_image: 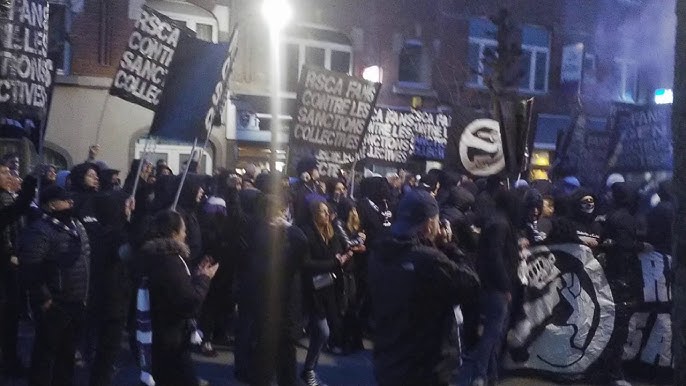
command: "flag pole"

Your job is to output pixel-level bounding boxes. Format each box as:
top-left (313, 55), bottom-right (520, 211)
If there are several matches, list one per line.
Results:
top-left (172, 138), bottom-right (198, 211)
top-left (94, 93), bottom-right (110, 146)
top-left (130, 136), bottom-right (154, 201)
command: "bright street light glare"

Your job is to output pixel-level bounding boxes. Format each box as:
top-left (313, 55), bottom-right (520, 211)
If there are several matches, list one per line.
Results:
top-left (654, 88), bottom-right (673, 104)
top-left (362, 65), bottom-right (383, 83)
top-left (262, 0), bottom-right (293, 30)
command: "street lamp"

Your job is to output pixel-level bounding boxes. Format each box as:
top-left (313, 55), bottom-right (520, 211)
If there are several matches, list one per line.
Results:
top-left (262, 0), bottom-right (292, 172)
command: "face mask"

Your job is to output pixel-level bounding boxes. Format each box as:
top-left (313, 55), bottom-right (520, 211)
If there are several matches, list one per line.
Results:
top-left (52, 208), bottom-right (73, 222)
top-left (580, 196), bottom-right (595, 214)
top-left (333, 192), bottom-right (341, 202)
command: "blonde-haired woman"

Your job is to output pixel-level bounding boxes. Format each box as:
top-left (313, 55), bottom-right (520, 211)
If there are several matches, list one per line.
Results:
top-left (332, 203), bottom-right (367, 353)
top-left (300, 200), bottom-right (351, 386)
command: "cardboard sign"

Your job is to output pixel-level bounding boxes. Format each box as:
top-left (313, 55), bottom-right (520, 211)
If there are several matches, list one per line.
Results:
top-left (363, 107), bottom-right (450, 165)
top-left (288, 65), bottom-right (380, 174)
top-left (608, 103), bottom-right (673, 172)
top-left (0, 0), bottom-right (55, 149)
top-left (109, 5), bottom-right (193, 110)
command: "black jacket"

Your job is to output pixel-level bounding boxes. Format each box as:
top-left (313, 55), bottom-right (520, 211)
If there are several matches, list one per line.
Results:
top-left (369, 237), bottom-right (479, 386)
top-left (248, 220), bottom-right (308, 338)
top-left (142, 238), bottom-right (210, 348)
top-left (301, 225), bottom-right (344, 286)
top-left (19, 214), bottom-right (91, 308)
top-left (477, 211), bottom-right (519, 293)
top-left (603, 183), bottom-right (645, 286)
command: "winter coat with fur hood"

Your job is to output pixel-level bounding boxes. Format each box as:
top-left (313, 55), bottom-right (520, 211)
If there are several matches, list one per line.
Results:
top-left (142, 238), bottom-right (211, 349)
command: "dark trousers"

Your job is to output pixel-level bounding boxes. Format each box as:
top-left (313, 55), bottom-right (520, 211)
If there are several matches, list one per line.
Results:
top-left (603, 280), bottom-right (631, 382)
top-left (151, 337), bottom-right (198, 386)
top-left (89, 260), bottom-right (133, 386)
top-left (459, 291), bottom-right (510, 385)
top-left (89, 316), bottom-right (127, 386)
top-left (29, 302), bottom-right (85, 386)
top-left (199, 266), bottom-right (234, 343)
top-left (234, 277), bottom-right (254, 380)
top-left (0, 266), bottom-right (21, 367)
top-left (253, 325), bottom-right (297, 386)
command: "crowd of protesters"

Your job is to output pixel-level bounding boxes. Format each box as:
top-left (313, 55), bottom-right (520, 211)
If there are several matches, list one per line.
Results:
top-left (0, 146), bottom-right (673, 386)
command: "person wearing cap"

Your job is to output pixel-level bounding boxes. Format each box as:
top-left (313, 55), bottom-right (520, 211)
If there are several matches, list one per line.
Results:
top-left (18, 185), bottom-right (91, 386)
top-left (369, 190), bottom-right (479, 386)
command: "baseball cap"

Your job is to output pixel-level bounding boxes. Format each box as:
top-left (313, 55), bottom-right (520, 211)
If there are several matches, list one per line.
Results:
top-left (41, 185), bottom-right (73, 203)
top-left (391, 189), bottom-right (439, 237)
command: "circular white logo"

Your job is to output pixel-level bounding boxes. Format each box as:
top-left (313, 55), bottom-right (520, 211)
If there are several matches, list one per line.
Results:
top-left (506, 244), bottom-right (615, 375)
top-left (458, 118), bottom-right (505, 176)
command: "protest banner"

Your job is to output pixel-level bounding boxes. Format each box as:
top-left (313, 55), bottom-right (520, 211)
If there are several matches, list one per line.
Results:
top-left (287, 65), bottom-right (381, 175)
top-left (362, 107), bottom-right (450, 165)
top-left (109, 5), bottom-right (193, 111)
top-left (149, 38), bottom-right (231, 143)
top-left (607, 103), bottom-right (673, 173)
top-left (505, 243), bottom-right (672, 383)
top-left (445, 108), bottom-right (506, 177)
top-left (0, 0), bottom-right (55, 150)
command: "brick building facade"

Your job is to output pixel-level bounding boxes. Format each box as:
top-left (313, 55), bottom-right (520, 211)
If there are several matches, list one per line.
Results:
top-left (2, 0), bottom-right (664, 177)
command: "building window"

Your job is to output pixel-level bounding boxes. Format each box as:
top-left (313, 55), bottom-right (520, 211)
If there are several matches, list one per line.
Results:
top-left (256, 113), bottom-right (292, 132)
top-left (48, 3), bottom-right (71, 75)
top-left (134, 138), bottom-right (213, 175)
top-left (281, 40), bottom-right (352, 93)
top-left (613, 58), bottom-right (638, 103)
top-left (467, 17), bottom-right (497, 87)
top-left (195, 23), bottom-right (213, 42)
top-left (398, 40), bottom-right (422, 83)
top-left (519, 25), bottom-right (550, 93)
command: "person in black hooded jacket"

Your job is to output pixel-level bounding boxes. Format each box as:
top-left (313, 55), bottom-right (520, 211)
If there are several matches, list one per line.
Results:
top-left (546, 188), bottom-right (602, 248)
top-left (439, 185), bottom-right (477, 253)
top-left (599, 182), bottom-right (651, 386)
top-left (248, 194), bottom-right (308, 386)
top-left (370, 189), bottom-right (479, 386)
top-left (70, 162), bottom-right (108, 362)
top-left (462, 190), bottom-right (520, 386)
top-left (89, 189), bottom-right (135, 386)
top-left (175, 173), bottom-right (207, 266)
top-left (19, 185), bottom-right (91, 386)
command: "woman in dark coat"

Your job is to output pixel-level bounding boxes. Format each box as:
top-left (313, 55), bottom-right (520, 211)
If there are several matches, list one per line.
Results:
top-left (141, 210), bottom-right (218, 386)
top-left (300, 200), bottom-right (352, 386)
top-left (331, 200), bottom-right (367, 353)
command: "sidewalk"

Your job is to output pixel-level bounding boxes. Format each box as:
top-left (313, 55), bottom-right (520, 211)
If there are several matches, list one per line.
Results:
top-left (1, 323), bottom-right (662, 386)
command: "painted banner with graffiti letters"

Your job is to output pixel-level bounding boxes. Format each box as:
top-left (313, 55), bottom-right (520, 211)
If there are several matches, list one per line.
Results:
top-left (505, 244), bottom-right (672, 382)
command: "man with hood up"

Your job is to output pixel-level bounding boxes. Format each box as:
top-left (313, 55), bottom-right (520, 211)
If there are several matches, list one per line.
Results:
top-left (174, 173), bottom-right (207, 266)
top-left (546, 188), bottom-right (602, 248)
top-left (462, 191), bottom-right (521, 386)
top-left (600, 182), bottom-right (652, 386)
top-left (369, 189), bottom-right (479, 386)
top-left (439, 185), bottom-right (477, 253)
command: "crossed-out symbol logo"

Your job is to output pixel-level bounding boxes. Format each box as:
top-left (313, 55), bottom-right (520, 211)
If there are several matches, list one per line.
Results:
top-left (506, 244), bottom-right (615, 375)
top-left (458, 118), bottom-right (505, 176)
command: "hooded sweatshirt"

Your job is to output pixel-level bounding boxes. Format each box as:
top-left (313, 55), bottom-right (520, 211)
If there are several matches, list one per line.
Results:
top-left (603, 182), bottom-right (645, 286)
